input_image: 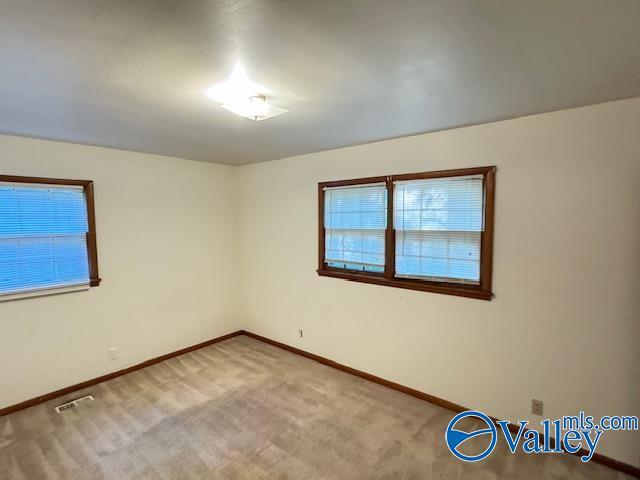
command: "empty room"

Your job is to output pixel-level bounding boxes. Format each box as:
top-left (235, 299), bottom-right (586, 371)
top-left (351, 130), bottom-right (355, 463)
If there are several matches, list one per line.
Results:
top-left (0, 1), bottom-right (639, 479)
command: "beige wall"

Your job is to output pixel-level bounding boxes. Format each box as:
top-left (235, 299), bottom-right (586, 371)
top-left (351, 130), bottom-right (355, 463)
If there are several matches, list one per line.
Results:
top-left (236, 98), bottom-right (640, 467)
top-left (0, 135), bottom-right (238, 409)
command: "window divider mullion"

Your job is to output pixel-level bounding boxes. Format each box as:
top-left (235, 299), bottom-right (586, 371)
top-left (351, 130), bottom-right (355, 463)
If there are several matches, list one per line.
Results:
top-left (384, 176), bottom-right (395, 279)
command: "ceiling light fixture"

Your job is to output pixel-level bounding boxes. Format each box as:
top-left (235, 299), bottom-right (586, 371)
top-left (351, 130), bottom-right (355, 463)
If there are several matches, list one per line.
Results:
top-left (221, 95), bottom-right (288, 122)
top-left (206, 65), bottom-right (289, 121)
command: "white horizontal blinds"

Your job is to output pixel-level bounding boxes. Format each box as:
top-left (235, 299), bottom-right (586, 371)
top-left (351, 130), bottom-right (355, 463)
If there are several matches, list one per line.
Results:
top-left (394, 174), bottom-right (484, 284)
top-left (324, 183), bottom-right (386, 273)
top-left (0, 183), bottom-right (90, 295)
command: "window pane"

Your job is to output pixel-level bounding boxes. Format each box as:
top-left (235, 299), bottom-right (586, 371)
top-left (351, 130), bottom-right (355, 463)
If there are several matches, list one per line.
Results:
top-left (0, 186), bottom-right (88, 235)
top-left (395, 231), bottom-right (480, 282)
top-left (324, 183), bottom-right (386, 272)
top-left (325, 228), bottom-right (386, 272)
top-left (394, 176), bottom-right (483, 231)
top-left (0, 235), bottom-right (90, 294)
top-left (0, 183), bottom-right (90, 295)
top-left (394, 175), bottom-right (484, 283)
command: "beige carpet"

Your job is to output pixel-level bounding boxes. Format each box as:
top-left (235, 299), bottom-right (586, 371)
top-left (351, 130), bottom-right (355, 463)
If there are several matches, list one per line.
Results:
top-left (0, 335), bottom-right (633, 479)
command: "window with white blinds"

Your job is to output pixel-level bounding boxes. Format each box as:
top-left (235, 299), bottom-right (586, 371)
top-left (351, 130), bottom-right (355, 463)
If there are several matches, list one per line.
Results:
top-left (0, 180), bottom-right (96, 297)
top-left (324, 183), bottom-right (386, 273)
top-left (318, 166), bottom-right (495, 299)
top-left (394, 175), bottom-right (484, 284)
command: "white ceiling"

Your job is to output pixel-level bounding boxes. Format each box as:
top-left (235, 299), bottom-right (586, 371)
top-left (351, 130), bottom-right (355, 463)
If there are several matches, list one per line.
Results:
top-left (1, 1), bottom-right (639, 166)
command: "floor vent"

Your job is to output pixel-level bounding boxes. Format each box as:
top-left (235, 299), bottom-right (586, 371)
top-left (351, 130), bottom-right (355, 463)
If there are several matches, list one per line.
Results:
top-left (54, 394), bottom-right (94, 413)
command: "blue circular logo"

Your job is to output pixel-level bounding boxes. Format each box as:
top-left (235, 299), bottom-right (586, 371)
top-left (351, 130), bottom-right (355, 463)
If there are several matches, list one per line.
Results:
top-left (446, 410), bottom-right (497, 462)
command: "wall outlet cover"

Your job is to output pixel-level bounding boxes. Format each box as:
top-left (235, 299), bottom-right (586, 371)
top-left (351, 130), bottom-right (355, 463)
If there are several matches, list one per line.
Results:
top-left (108, 347), bottom-right (119, 361)
top-left (531, 399), bottom-right (543, 416)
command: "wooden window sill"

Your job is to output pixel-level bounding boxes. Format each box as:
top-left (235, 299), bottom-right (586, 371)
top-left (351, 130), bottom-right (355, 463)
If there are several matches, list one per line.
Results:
top-left (317, 268), bottom-right (492, 300)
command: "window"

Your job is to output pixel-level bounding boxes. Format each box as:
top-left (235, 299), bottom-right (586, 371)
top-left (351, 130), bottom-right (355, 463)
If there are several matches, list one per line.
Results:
top-left (324, 182), bottom-right (386, 273)
top-left (394, 174), bottom-right (483, 284)
top-left (0, 175), bottom-right (100, 300)
top-left (318, 167), bottom-right (495, 300)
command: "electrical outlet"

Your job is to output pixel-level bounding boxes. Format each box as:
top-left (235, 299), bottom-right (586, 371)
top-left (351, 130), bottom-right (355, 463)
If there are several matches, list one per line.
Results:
top-left (108, 347), bottom-right (119, 361)
top-left (531, 399), bottom-right (543, 416)
top-left (298, 329), bottom-right (303, 338)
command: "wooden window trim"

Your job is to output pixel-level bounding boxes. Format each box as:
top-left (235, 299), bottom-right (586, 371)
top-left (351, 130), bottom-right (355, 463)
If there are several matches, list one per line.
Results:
top-left (317, 166), bottom-right (496, 300)
top-left (0, 174), bottom-right (101, 288)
